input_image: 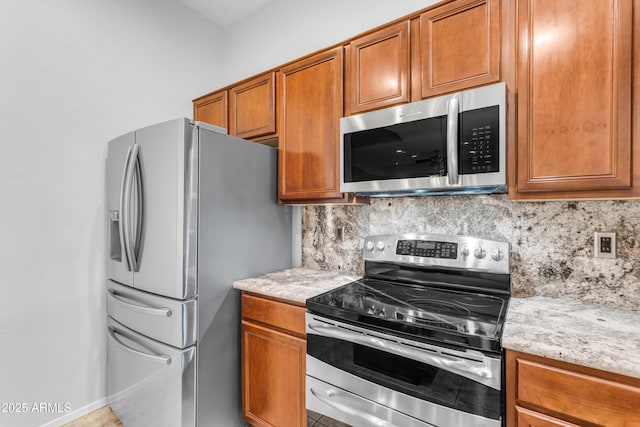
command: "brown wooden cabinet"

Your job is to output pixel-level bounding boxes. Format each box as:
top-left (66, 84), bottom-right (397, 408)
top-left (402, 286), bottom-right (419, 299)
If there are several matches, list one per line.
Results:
top-left (420, 0), bottom-right (500, 98)
top-left (506, 350), bottom-right (640, 427)
top-left (510, 0), bottom-right (638, 199)
top-left (193, 89), bottom-right (227, 130)
top-left (194, 72), bottom-right (277, 145)
top-left (229, 72), bottom-right (277, 142)
top-left (344, 21), bottom-right (410, 115)
top-left (277, 46), bottom-right (348, 203)
top-left (241, 292), bottom-right (307, 427)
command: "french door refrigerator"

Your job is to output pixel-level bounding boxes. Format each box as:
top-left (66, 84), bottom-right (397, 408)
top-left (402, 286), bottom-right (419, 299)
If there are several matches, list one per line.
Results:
top-left (106, 118), bottom-right (293, 426)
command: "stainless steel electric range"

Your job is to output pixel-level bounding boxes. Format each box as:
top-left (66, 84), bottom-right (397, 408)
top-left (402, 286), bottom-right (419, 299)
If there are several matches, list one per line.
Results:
top-left (305, 233), bottom-right (510, 427)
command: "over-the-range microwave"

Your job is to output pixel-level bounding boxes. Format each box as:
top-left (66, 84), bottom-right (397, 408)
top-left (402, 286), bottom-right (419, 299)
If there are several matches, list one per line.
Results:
top-left (340, 82), bottom-right (506, 196)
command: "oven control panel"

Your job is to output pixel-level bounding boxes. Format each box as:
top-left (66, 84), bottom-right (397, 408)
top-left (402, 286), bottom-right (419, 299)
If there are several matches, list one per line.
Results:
top-left (396, 240), bottom-right (458, 259)
top-left (364, 233), bottom-right (509, 274)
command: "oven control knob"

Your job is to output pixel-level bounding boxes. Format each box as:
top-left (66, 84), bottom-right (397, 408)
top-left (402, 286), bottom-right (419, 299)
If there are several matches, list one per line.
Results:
top-left (376, 241), bottom-right (385, 251)
top-left (491, 248), bottom-right (504, 261)
top-left (461, 246), bottom-right (470, 257)
top-left (474, 247), bottom-right (486, 259)
top-left (365, 240), bottom-right (375, 251)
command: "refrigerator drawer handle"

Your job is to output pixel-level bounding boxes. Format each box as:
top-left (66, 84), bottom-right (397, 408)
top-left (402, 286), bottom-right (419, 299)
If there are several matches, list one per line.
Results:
top-left (108, 326), bottom-right (172, 365)
top-left (108, 289), bottom-right (172, 317)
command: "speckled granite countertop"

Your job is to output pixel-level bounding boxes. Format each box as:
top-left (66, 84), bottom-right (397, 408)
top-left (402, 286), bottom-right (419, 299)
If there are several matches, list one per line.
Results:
top-left (502, 296), bottom-right (640, 380)
top-left (234, 268), bottom-right (640, 380)
top-left (232, 267), bottom-right (358, 305)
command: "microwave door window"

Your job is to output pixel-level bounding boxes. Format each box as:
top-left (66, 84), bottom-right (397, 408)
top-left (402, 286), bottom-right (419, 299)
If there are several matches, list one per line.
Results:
top-left (345, 116), bottom-right (448, 183)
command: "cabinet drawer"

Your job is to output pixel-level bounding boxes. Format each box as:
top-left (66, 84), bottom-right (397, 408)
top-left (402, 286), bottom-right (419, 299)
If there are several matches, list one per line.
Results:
top-left (516, 358), bottom-right (640, 426)
top-left (516, 407), bottom-right (579, 427)
top-left (241, 292), bottom-right (306, 336)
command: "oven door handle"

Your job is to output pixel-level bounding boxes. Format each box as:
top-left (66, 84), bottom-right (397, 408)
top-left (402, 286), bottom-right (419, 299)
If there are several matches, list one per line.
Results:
top-left (308, 322), bottom-right (500, 390)
top-left (310, 387), bottom-right (405, 427)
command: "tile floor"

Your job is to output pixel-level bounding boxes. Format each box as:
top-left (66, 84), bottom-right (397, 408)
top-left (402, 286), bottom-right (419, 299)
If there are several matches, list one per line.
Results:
top-left (307, 410), bottom-right (351, 427)
top-left (61, 406), bottom-right (122, 427)
top-left (65, 406), bottom-right (350, 427)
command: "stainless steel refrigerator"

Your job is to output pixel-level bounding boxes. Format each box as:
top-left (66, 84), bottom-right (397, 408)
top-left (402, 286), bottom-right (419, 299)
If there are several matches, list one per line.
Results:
top-left (106, 118), bottom-right (293, 426)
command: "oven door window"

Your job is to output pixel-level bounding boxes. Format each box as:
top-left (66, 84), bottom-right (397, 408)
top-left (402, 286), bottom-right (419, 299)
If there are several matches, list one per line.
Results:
top-left (307, 334), bottom-right (501, 421)
top-left (343, 116), bottom-right (447, 183)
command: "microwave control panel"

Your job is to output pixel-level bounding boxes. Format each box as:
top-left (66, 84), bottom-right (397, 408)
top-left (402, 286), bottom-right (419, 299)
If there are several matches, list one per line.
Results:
top-left (460, 106), bottom-right (500, 174)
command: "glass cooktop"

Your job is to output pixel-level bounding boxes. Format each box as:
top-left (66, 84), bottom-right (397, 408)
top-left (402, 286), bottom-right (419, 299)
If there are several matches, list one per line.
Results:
top-left (306, 277), bottom-right (509, 353)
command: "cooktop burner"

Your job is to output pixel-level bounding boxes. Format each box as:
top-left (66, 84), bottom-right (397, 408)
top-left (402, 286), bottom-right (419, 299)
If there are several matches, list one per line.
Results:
top-left (306, 233), bottom-right (511, 353)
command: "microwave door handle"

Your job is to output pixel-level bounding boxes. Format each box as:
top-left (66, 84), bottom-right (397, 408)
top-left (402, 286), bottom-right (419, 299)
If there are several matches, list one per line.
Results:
top-left (446, 96), bottom-right (460, 185)
top-left (119, 146), bottom-right (134, 271)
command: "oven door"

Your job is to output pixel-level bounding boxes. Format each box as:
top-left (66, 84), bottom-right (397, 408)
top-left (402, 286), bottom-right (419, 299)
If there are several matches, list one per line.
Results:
top-left (306, 313), bottom-right (502, 427)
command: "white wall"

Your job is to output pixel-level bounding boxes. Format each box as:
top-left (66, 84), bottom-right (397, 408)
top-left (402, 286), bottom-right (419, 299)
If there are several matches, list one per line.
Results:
top-left (221, 0), bottom-right (439, 85)
top-left (0, 1), bottom-right (442, 426)
top-left (0, 1), bottom-right (223, 426)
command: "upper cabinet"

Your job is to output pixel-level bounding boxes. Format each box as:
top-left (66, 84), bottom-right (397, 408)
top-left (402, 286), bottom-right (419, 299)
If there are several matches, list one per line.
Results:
top-left (420, 0), bottom-right (500, 98)
top-left (192, 0), bottom-right (640, 203)
top-left (193, 71), bottom-right (278, 145)
top-left (193, 90), bottom-right (227, 130)
top-left (510, 0), bottom-right (637, 199)
top-left (229, 72), bottom-right (277, 142)
top-left (344, 21), bottom-right (410, 116)
top-left (277, 47), bottom-right (347, 204)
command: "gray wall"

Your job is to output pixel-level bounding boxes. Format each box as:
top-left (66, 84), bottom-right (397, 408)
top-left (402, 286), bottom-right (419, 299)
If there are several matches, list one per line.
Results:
top-left (302, 196), bottom-right (640, 311)
top-left (221, 0), bottom-right (439, 85)
top-left (0, 1), bottom-right (224, 426)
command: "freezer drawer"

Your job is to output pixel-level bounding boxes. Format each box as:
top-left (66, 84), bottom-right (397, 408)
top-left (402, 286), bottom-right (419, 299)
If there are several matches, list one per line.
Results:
top-left (107, 280), bottom-right (196, 349)
top-left (107, 280), bottom-right (197, 348)
top-left (107, 317), bottom-right (196, 427)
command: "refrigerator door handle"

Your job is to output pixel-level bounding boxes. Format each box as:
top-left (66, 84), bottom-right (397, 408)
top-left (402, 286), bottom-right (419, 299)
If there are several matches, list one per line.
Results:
top-left (131, 144), bottom-right (144, 273)
top-left (122, 144), bottom-right (143, 273)
top-left (108, 288), bottom-right (173, 317)
top-left (119, 145), bottom-right (134, 272)
top-left (108, 326), bottom-right (172, 365)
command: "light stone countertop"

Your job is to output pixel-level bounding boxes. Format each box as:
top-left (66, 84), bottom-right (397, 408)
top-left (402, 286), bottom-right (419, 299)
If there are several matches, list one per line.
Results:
top-left (232, 267), bottom-right (358, 305)
top-left (234, 268), bottom-right (640, 380)
top-left (502, 296), bottom-right (640, 380)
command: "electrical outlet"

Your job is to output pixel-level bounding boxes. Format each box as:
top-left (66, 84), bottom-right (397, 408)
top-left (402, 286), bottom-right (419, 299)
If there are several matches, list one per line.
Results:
top-left (335, 226), bottom-right (344, 241)
top-left (594, 232), bottom-right (616, 259)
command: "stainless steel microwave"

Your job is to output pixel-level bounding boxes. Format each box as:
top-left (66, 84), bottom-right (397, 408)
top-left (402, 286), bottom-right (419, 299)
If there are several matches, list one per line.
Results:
top-left (340, 82), bottom-right (506, 196)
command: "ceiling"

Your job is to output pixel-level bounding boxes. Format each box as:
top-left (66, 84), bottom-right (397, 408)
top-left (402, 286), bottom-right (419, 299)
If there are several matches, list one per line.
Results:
top-left (179, 0), bottom-right (273, 27)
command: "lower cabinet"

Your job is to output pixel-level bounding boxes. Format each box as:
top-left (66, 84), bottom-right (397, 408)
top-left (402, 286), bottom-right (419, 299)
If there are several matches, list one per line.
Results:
top-left (241, 292), bottom-right (307, 427)
top-left (506, 350), bottom-right (640, 427)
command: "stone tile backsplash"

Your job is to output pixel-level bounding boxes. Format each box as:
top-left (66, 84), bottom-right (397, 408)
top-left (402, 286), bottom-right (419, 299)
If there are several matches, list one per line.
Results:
top-left (301, 195), bottom-right (640, 310)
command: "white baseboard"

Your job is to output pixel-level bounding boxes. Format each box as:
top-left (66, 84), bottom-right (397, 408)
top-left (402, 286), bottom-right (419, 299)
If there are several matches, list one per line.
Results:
top-left (40, 398), bottom-right (108, 427)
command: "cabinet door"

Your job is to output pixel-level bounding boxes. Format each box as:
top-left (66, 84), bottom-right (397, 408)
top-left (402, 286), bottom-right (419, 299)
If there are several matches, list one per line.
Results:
top-left (420, 0), bottom-right (500, 98)
top-left (514, 0), bottom-right (633, 196)
top-left (229, 72), bottom-right (276, 140)
top-left (506, 350), bottom-right (640, 427)
top-left (242, 320), bottom-right (306, 427)
top-left (193, 90), bottom-right (228, 130)
top-left (278, 47), bottom-right (346, 203)
top-left (345, 21), bottom-right (410, 116)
